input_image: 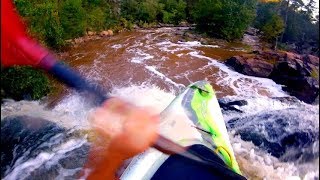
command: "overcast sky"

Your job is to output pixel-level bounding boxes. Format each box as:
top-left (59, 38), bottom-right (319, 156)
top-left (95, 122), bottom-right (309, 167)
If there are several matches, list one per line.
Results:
top-left (306, 0), bottom-right (319, 17)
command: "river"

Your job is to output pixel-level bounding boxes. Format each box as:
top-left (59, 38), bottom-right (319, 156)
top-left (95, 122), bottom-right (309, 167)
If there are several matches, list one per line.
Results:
top-left (1, 27), bottom-right (319, 180)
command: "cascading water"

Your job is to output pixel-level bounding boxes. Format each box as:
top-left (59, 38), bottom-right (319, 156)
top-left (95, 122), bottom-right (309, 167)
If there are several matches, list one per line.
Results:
top-left (1, 27), bottom-right (318, 180)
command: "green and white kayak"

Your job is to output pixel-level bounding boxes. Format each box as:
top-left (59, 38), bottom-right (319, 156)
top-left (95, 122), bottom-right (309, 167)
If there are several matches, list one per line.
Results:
top-left (120, 81), bottom-right (241, 179)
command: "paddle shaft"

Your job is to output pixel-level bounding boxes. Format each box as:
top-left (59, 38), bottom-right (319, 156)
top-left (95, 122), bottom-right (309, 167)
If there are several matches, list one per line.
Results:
top-left (40, 55), bottom-right (186, 154)
top-left (40, 55), bottom-right (246, 179)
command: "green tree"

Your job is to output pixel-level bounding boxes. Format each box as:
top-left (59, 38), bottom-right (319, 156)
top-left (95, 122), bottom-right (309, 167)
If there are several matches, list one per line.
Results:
top-left (192, 0), bottom-right (257, 40)
top-left (161, 0), bottom-right (187, 24)
top-left (60, 0), bottom-right (86, 39)
top-left (261, 14), bottom-right (284, 49)
top-left (1, 66), bottom-right (51, 100)
top-left (138, 0), bottom-right (164, 23)
top-left (255, 1), bottom-right (318, 54)
top-left (120, 0), bottom-right (140, 21)
top-left (86, 7), bottom-right (106, 31)
top-left (14, 0), bottom-right (65, 49)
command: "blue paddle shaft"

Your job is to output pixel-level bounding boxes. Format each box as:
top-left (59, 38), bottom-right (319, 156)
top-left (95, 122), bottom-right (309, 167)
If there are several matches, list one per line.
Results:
top-left (49, 62), bottom-right (109, 105)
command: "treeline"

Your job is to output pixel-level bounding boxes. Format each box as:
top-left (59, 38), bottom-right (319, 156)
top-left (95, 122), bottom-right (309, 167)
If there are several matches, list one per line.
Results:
top-left (14, 0), bottom-right (259, 49)
top-left (2, 0), bottom-right (318, 102)
top-left (14, 0), bottom-right (319, 54)
top-left (14, 0), bottom-right (190, 49)
top-left (254, 0), bottom-right (319, 54)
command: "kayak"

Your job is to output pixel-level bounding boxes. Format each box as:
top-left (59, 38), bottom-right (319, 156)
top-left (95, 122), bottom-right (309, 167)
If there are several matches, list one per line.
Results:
top-left (120, 81), bottom-right (241, 179)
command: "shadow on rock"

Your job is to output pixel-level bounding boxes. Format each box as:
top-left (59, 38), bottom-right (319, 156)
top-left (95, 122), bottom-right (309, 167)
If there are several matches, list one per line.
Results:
top-left (1, 116), bottom-right (90, 179)
top-left (226, 109), bottom-right (318, 163)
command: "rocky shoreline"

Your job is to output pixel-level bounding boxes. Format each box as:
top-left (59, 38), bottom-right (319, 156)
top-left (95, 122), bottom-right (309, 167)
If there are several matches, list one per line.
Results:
top-left (225, 50), bottom-right (319, 104)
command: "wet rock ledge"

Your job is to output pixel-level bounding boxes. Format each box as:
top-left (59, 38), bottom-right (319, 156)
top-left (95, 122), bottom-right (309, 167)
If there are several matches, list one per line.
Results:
top-left (225, 50), bottom-right (319, 104)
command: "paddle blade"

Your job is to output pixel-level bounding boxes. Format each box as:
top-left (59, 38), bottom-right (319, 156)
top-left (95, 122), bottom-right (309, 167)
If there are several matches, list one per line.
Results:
top-left (1, 0), bottom-right (49, 67)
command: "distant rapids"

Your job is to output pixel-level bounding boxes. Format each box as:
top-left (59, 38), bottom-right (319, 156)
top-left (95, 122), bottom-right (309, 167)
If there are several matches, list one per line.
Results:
top-left (1, 27), bottom-right (319, 180)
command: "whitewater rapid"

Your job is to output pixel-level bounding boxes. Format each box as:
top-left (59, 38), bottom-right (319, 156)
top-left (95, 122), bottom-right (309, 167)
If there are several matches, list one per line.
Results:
top-left (1, 27), bottom-right (318, 180)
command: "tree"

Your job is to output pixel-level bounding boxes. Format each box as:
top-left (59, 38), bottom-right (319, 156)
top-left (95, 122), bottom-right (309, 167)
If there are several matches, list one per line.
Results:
top-left (120, 0), bottom-right (140, 21)
top-left (192, 0), bottom-right (257, 40)
top-left (254, 2), bottom-right (284, 49)
top-left (160, 0), bottom-right (187, 24)
top-left (60, 0), bottom-right (86, 39)
top-left (261, 14), bottom-right (284, 49)
top-left (138, 0), bottom-right (164, 23)
top-left (254, 0), bottom-right (319, 54)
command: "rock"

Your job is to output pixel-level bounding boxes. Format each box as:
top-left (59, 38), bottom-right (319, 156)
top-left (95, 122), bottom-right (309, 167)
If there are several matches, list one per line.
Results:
top-left (271, 96), bottom-right (301, 105)
top-left (270, 55), bottom-right (319, 103)
top-left (226, 109), bottom-right (318, 162)
top-left (218, 99), bottom-right (248, 113)
top-left (1, 116), bottom-right (64, 177)
top-left (74, 38), bottom-right (83, 44)
top-left (1, 116), bottom-right (89, 179)
top-left (225, 50), bottom-right (319, 104)
top-left (133, 24), bottom-right (139, 29)
top-left (200, 38), bottom-right (209, 45)
top-left (179, 21), bottom-right (188, 27)
top-left (303, 54), bottom-right (319, 66)
top-left (225, 55), bottom-right (274, 78)
top-left (100, 30), bottom-right (113, 36)
top-left (87, 31), bottom-right (95, 36)
top-left (183, 32), bottom-right (197, 40)
top-left (99, 31), bottom-right (107, 36)
top-left (107, 29), bottom-right (113, 36)
top-left (245, 27), bottom-right (258, 36)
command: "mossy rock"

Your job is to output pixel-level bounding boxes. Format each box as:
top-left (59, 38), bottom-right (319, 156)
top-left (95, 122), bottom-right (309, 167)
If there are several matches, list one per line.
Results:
top-left (1, 66), bottom-right (51, 101)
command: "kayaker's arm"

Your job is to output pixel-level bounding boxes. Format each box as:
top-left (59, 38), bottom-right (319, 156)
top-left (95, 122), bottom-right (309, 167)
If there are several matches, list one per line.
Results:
top-left (82, 98), bottom-right (159, 179)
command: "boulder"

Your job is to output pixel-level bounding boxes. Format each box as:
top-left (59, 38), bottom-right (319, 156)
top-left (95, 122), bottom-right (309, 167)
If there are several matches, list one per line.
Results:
top-left (1, 116), bottom-right (89, 179)
top-left (100, 30), bottom-right (113, 36)
top-left (179, 21), bottom-right (188, 27)
top-left (270, 53), bottom-right (319, 103)
top-left (304, 54), bottom-right (319, 66)
top-left (107, 29), bottom-right (113, 36)
top-left (225, 55), bottom-right (274, 78)
top-left (218, 98), bottom-right (248, 113)
top-left (87, 31), bottom-right (95, 36)
top-left (225, 50), bottom-right (319, 104)
top-left (226, 109), bottom-right (318, 162)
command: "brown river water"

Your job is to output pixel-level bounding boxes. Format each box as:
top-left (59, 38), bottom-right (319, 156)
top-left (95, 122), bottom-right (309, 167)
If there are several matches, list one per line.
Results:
top-left (1, 27), bottom-right (319, 180)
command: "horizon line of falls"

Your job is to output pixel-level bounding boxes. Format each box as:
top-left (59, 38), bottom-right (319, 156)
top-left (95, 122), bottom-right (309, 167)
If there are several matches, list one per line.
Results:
top-left (1, 27), bottom-right (318, 180)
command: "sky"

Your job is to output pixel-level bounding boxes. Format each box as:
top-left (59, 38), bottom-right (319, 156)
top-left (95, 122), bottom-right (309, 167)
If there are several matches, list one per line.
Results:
top-left (304, 0), bottom-right (319, 18)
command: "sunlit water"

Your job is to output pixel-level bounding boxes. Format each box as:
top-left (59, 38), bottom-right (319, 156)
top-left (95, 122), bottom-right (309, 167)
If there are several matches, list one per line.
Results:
top-left (1, 27), bottom-right (319, 180)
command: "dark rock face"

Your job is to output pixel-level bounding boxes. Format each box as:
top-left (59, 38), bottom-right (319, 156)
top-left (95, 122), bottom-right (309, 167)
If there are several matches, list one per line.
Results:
top-left (218, 98), bottom-right (248, 113)
top-left (225, 51), bottom-right (319, 103)
top-left (1, 116), bottom-right (89, 179)
top-left (270, 53), bottom-right (319, 104)
top-left (226, 109), bottom-right (318, 162)
top-left (225, 55), bottom-right (274, 77)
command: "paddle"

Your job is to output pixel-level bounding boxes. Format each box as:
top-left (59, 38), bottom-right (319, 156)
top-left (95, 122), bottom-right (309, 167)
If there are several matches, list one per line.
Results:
top-left (3, 48), bottom-right (246, 180)
top-left (1, 0), bottom-right (191, 159)
top-left (1, 2), bottom-right (246, 178)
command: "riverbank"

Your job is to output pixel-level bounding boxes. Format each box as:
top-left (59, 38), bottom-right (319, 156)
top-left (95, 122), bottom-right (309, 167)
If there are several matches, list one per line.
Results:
top-left (224, 29), bottom-right (319, 104)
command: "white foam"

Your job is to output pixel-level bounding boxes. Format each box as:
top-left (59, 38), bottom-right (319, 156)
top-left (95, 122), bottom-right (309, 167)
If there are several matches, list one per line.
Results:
top-left (4, 138), bottom-right (87, 180)
top-left (145, 65), bottom-right (185, 89)
top-left (128, 49), bottom-right (154, 64)
top-left (1, 84), bottom-right (319, 179)
top-left (111, 44), bottom-right (122, 49)
top-left (177, 41), bottom-right (219, 48)
top-left (155, 40), bottom-right (218, 54)
top-left (187, 51), bottom-right (288, 98)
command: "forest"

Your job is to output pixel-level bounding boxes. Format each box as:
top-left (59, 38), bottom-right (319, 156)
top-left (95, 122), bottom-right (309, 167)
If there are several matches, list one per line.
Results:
top-left (13, 0), bottom-right (319, 52)
top-left (1, 0), bottom-right (319, 101)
